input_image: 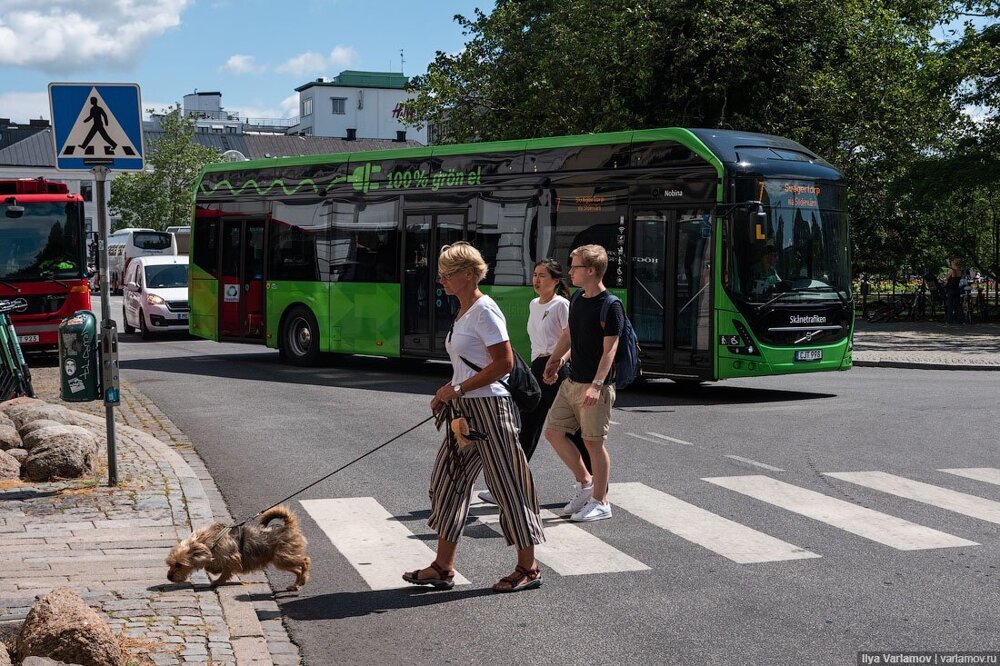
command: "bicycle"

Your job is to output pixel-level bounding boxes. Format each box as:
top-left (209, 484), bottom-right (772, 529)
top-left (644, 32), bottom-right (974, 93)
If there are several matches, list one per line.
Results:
top-left (0, 299), bottom-right (36, 401)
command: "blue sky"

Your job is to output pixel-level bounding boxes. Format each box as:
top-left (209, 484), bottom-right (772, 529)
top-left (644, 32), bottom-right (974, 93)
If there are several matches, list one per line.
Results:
top-left (0, 0), bottom-right (495, 123)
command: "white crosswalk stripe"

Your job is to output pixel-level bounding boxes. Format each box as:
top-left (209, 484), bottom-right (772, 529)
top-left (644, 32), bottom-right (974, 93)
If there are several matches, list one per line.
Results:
top-left (610, 482), bottom-right (819, 564)
top-left (301, 470), bottom-right (998, 588)
top-left (825, 471), bottom-right (1000, 524)
top-left (300, 498), bottom-right (471, 590)
top-left (940, 468), bottom-right (1000, 486)
top-left (703, 475), bottom-right (977, 551)
top-left (475, 508), bottom-right (650, 575)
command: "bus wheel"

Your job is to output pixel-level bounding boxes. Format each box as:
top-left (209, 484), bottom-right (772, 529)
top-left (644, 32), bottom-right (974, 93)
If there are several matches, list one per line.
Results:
top-left (282, 306), bottom-right (320, 366)
top-left (122, 307), bottom-right (135, 334)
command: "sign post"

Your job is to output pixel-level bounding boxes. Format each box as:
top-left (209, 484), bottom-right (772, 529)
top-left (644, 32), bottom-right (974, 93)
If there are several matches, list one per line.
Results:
top-left (49, 83), bottom-right (144, 486)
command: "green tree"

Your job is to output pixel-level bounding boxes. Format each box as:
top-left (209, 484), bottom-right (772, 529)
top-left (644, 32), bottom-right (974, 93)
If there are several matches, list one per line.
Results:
top-left (109, 105), bottom-right (218, 231)
top-left (408, 0), bottom-right (998, 275)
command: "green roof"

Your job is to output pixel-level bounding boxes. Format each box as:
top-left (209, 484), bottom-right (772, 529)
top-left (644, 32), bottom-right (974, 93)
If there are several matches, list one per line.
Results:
top-left (295, 70), bottom-right (409, 92)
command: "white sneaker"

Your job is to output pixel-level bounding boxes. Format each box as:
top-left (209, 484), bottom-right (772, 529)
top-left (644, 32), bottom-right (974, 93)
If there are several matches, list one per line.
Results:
top-left (478, 490), bottom-right (497, 505)
top-left (571, 498), bottom-right (612, 522)
top-left (559, 481), bottom-right (594, 517)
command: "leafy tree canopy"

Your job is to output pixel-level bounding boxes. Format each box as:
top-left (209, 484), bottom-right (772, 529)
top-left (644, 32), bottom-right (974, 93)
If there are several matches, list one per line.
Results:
top-left (408, 0), bottom-right (999, 277)
top-left (109, 105), bottom-right (218, 232)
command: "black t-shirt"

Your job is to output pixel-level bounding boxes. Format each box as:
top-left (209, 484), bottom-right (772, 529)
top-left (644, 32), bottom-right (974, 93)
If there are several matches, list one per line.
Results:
top-left (568, 289), bottom-right (623, 384)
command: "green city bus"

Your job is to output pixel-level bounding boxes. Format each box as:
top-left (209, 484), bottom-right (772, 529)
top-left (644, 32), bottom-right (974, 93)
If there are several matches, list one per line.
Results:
top-left (189, 128), bottom-right (852, 382)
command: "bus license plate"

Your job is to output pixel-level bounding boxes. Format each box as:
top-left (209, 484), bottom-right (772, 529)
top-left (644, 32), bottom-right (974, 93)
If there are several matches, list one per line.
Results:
top-left (17, 335), bottom-right (39, 344)
top-left (795, 349), bottom-right (822, 362)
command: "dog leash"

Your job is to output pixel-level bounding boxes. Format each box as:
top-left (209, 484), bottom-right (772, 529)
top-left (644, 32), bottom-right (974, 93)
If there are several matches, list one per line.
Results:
top-left (229, 413), bottom-right (437, 529)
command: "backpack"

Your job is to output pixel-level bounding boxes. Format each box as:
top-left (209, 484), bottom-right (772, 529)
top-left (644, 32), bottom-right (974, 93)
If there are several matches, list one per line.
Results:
top-left (587, 292), bottom-right (640, 389)
top-left (459, 352), bottom-right (542, 413)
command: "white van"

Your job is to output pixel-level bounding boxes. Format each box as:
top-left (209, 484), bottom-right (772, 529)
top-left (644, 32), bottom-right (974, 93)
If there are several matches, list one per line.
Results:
top-left (107, 228), bottom-right (177, 294)
top-left (166, 225), bottom-right (190, 255)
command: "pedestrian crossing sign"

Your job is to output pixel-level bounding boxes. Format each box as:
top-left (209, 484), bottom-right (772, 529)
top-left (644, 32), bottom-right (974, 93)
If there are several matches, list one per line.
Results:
top-left (49, 83), bottom-right (145, 171)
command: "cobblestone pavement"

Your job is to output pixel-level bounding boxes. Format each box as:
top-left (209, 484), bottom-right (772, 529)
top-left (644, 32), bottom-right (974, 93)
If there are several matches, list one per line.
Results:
top-left (852, 321), bottom-right (1000, 369)
top-left (1, 367), bottom-right (301, 666)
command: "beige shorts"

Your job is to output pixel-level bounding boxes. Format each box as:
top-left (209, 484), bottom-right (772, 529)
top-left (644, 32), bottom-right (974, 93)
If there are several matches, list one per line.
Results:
top-left (547, 379), bottom-right (616, 442)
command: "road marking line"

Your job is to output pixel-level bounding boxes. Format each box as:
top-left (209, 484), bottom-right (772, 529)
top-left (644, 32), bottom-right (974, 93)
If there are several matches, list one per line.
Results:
top-left (644, 432), bottom-right (694, 446)
top-left (703, 475), bottom-right (976, 551)
top-left (610, 482), bottom-right (818, 564)
top-left (300, 498), bottom-right (470, 590)
top-left (477, 509), bottom-right (649, 575)
top-left (626, 432), bottom-right (664, 445)
top-left (725, 455), bottom-right (784, 472)
top-left (825, 471), bottom-right (1000, 525)
top-left (940, 468), bottom-right (1000, 486)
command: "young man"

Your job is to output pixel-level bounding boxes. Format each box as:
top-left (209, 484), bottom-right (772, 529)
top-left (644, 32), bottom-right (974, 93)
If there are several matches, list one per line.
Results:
top-left (542, 244), bottom-right (622, 522)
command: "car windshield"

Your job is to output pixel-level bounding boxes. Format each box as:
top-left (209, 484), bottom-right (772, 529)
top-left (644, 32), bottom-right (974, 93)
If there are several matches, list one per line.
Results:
top-left (144, 264), bottom-right (188, 289)
top-left (729, 179), bottom-right (851, 304)
top-left (0, 202), bottom-right (85, 280)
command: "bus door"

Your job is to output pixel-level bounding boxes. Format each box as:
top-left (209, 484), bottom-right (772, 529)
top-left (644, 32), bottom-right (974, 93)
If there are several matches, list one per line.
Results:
top-left (629, 210), bottom-right (713, 378)
top-left (219, 219), bottom-right (266, 340)
top-left (401, 212), bottom-right (465, 356)
top-left (667, 214), bottom-right (713, 377)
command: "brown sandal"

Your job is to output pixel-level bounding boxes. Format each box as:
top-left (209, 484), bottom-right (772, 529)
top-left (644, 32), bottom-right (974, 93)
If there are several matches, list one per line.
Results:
top-left (492, 565), bottom-right (543, 593)
top-left (402, 561), bottom-right (456, 590)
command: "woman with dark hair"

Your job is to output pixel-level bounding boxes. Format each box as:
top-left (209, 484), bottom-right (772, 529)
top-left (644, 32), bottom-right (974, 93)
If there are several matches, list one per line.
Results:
top-left (477, 258), bottom-right (589, 505)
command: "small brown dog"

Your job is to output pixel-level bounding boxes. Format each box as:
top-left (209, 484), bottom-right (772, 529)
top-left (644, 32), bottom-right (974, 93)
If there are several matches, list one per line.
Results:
top-left (166, 506), bottom-right (310, 591)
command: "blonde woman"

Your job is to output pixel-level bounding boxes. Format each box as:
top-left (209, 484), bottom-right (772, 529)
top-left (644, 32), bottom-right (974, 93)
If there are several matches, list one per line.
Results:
top-left (403, 241), bottom-right (545, 593)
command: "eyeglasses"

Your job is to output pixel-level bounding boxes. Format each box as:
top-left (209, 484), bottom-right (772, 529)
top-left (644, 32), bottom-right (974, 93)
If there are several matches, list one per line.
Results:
top-left (567, 265), bottom-right (589, 272)
top-left (438, 269), bottom-right (461, 280)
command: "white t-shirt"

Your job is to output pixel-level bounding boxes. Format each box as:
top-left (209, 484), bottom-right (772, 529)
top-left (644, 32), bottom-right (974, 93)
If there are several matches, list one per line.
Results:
top-left (445, 295), bottom-right (511, 398)
top-left (527, 295), bottom-right (569, 360)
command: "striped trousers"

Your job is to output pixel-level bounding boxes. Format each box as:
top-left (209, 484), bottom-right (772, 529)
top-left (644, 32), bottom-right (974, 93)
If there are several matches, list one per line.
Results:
top-left (427, 396), bottom-right (545, 550)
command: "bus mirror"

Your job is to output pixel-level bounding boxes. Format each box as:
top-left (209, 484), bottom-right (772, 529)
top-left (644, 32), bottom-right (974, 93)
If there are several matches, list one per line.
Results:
top-left (747, 202), bottom-right (766, 227)
top-left (4, 204), bottom-right (24, 218)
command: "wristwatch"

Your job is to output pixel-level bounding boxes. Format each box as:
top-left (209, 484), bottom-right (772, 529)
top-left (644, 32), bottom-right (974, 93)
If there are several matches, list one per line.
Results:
top-left (453, 383), bottom-right (464, 396)
top-left (592, 379), bottom-right (605, 387)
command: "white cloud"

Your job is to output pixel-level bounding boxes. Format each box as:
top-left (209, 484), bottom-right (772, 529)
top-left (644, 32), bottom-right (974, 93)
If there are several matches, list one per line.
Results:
top-left (0, 0), bottom-right (193, 72)
top-left (227, 93), bottom-right (301, 122)
top-left (0, 91), bottom-right (49, 122)
top-left (279, 93), bottom-right (299, 117)
top-left (221, 54), bottom-right (261, 75)
top-left (276, 52), bottom-right (328, 76)
top-left (329, 45), bottom-right (358, 69)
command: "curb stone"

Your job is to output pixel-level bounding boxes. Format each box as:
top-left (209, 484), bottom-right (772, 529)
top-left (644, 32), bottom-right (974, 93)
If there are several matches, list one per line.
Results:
top-left (12, 369), bottom-right (302, 666)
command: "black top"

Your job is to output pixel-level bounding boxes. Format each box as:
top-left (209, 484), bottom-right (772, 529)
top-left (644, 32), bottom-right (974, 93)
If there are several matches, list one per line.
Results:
top-left (568, 290), bottom-right (623, 384)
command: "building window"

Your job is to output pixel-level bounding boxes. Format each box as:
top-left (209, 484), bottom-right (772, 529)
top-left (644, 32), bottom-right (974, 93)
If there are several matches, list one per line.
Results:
top-left (331, 98), bottom-right (347, 115)
top-left (301, 98), bottom-right (313, 117)
top-left (80, 183), bottom-right (93, 202)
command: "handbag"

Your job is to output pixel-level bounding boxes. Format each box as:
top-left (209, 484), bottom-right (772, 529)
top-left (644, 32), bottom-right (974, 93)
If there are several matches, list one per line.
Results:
top-left (460, 352), bottom-right (542, 414)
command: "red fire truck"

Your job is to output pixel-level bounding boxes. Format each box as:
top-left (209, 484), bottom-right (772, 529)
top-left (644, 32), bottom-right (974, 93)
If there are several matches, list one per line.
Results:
top-left (0, 177), bottom-right (91, 351)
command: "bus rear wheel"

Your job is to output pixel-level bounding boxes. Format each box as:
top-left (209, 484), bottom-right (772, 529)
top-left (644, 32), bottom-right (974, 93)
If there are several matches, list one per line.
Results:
top-left (281, 306), bottom-right (320, 367)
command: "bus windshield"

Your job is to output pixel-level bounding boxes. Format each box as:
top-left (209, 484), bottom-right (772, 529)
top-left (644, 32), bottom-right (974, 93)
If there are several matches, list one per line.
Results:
top-left (730, 179), bottom-right (851, 304)
top-left (134, 231), bottom-right (173, 250)
top-left (0, 202), bottom-right (85, 281)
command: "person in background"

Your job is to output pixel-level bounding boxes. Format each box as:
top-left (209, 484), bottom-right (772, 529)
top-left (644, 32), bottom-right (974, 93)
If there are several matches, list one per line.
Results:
top-left (944, 258), bottom-right (966, 325)
top-left (403, 241), bottom-right (545, 593)
top-left (477, 259), bottom-right (590, 505)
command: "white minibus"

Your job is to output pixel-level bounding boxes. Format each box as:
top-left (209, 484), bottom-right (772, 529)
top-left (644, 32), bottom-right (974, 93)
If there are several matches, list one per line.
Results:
top-left (107, 228), bottom-right (177, 294)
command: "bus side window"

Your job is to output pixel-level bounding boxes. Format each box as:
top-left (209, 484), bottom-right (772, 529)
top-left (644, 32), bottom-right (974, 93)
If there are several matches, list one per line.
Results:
top-left (193, 218), bottom-right (219, 278)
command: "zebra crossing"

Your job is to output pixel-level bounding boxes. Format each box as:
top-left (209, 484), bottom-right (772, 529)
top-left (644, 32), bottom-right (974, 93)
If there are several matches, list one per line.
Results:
top-left (299, 467), bottom-right (1000, 590)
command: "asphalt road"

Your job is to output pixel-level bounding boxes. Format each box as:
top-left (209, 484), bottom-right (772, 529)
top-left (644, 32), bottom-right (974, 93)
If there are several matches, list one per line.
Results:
top-left (95, 295), bottom-right (1000, 666)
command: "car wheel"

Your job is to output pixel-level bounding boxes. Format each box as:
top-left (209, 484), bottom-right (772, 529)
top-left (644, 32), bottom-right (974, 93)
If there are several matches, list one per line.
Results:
top-left (139, 309), bottom-right (151, 340)
top-left (281, 306), bottom-right (320, 366)
top-left (123, 306), bottom-right (135, 334)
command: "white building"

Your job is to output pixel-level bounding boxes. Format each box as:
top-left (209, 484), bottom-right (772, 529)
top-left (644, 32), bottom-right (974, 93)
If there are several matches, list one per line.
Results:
top-left (290, 71), bottom-right (427, 144)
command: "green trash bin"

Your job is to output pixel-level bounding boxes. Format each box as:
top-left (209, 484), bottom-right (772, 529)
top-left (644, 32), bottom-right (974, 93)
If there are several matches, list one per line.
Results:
top-left (59, 310), bottom-right (100, 402)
